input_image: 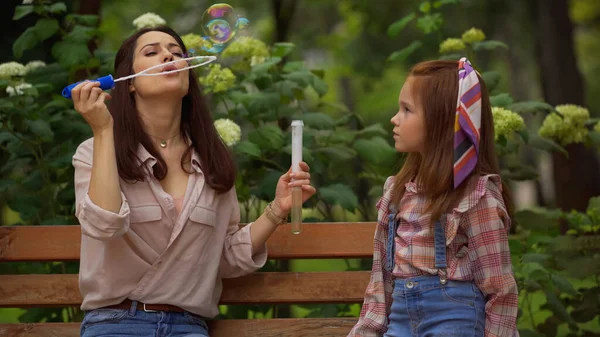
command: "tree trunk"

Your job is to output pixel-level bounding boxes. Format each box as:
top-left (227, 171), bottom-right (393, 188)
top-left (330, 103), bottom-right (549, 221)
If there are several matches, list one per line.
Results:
top-left (271, 0), bottom-right (297, 43)
top-left (534, 0), bottom-right (600, 230)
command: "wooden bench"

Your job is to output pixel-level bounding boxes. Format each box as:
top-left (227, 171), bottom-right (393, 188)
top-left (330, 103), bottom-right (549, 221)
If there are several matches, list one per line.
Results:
top-left (0, 222), bottom-right (376, 337)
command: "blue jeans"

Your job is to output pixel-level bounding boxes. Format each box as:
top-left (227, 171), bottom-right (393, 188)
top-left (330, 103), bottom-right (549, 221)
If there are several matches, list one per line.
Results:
top-left (384, 276), bottom-right (486, 337)
top-left (80, 303), bottom-right (209, 337)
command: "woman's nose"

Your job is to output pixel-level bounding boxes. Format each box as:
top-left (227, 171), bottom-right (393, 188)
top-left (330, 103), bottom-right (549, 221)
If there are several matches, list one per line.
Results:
top-left (163, 51), bottom-right (174, 63)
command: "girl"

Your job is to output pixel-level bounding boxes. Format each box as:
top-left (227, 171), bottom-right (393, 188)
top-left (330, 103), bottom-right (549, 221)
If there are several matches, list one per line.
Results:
top-left (348, 59), bottom-right (519, 337)
top-left (71, 26), bottom-right (315, 337)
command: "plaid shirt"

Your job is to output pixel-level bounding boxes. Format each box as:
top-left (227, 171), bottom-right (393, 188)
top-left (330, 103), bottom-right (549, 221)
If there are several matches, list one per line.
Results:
top-left (348, 174), bottom-right (519, 337)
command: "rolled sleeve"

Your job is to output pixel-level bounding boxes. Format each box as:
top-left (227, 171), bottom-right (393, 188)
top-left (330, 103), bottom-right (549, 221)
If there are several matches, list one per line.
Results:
top-left (220, 222), bottom-right (268, 278)
top-left (219, 188), bottom-right (267, 278)
top-left (76, 192), bottom-right (130, 240)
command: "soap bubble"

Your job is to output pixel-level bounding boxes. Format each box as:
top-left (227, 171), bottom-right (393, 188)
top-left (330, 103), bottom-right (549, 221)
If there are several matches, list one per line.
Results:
top-left (202, 4), bottom-right (236, 45)
top-left (200, 3), bottom-right (249, 54)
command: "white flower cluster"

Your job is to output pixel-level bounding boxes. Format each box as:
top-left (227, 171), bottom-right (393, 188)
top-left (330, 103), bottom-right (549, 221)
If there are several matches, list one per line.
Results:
top-left (0, 60), bottom-right (46, 79)
top-left (0, 62), bottom-right (27, 78)
top-left (6, 82), bottom-right (33, 96)
top-left (133, 13), bottom-right (166, 30)
top-left (214, 118), bottom-right (241, 147)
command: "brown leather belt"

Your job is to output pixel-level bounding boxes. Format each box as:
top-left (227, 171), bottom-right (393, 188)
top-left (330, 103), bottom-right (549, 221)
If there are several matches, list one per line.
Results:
top-left (104, 299), bottom-right (187, 313)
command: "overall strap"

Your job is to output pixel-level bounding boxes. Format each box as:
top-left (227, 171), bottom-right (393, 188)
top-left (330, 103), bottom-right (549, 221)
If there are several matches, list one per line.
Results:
top-left (433, 220), bottom-right (448, 284)
top-left (386, 207), bottom-right (398, 273)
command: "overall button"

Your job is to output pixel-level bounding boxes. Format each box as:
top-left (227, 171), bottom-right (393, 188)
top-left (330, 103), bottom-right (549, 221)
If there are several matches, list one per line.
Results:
top-left (406, 281), bottom-right (414, 289)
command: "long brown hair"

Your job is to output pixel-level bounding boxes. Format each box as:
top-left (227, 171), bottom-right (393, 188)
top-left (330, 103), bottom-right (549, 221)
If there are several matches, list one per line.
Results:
top-left (110, 26), bottom-right (235, 192)
top-left (390, 60), bottom-right (513, 222)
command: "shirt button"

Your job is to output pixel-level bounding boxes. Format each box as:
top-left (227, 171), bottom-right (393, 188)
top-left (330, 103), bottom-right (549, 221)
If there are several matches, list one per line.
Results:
top-left (406, 281), bottom-right (414, 289)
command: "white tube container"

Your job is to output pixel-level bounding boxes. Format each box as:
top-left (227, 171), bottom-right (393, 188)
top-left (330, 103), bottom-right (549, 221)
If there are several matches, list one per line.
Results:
top-left (291, 120), bottom-right (303, 234)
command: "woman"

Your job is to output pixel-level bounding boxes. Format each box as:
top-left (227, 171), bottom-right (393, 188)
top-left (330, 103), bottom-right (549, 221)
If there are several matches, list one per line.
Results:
top-left (71, 26), bottom-right (315, 337)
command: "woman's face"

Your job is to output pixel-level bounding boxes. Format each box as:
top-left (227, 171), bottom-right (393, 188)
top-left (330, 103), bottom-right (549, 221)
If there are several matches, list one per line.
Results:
top-left (129, 31), bottom-right (189, 99)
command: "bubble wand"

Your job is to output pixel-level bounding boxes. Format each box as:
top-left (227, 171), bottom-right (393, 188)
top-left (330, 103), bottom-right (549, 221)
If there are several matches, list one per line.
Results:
top-left (61, 55), bottom-right (216, 99)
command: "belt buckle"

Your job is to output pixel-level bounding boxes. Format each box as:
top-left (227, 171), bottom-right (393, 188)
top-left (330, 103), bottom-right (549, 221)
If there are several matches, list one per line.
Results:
top-left (143, 303), bottom-right (157, 313)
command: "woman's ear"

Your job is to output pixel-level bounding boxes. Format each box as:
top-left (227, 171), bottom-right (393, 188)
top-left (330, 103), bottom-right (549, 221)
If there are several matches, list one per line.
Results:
top-left (129, 79), bottom-right (135, 93)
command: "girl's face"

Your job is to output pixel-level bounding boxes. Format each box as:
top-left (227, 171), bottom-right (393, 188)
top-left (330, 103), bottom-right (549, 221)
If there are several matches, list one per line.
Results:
top-left (390, 76), bottom-right (426, 153)
top-left (129, 31), bottom-right (189, 98)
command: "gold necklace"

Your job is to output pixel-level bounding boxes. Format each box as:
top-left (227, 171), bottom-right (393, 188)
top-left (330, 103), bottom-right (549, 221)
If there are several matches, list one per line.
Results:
top-left (147, 133), bottom-right (180, 148)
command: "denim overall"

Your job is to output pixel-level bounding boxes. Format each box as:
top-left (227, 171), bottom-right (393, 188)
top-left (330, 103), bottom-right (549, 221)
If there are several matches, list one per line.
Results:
top-left (383, 209), bottom-right (486, 337)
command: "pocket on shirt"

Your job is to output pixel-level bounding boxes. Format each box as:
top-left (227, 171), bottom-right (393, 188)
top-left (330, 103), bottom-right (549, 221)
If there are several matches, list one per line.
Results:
top-left (130, 204), bottom-right (162, 223)
top-left (189, 206), bottom-right (216, 228)
top-left (180, 206), bottom-right (217, 264)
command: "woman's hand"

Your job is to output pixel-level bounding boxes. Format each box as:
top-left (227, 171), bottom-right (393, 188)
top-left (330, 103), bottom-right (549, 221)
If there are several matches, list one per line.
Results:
top-left (71, 81), bottom-right (113, 134)
top-left (272, 161), bottom-right (316, 217)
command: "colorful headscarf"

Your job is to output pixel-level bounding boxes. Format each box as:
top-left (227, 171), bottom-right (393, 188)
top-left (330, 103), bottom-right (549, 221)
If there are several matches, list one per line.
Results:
top-left (453, 57), bottom-right (481, 189)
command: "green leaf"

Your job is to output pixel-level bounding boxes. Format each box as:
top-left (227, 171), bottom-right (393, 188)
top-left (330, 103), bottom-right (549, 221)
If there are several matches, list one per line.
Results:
top-left (297, 112), bottom-right (335, 130)
top-left (473, 40), bottom-right (509, 51)
top-left (358, 123), bottom-right (388, 137)
top-left (387, 12), bottom-right (416, 38)
top-left (490, 93), bottom-right (514, 108)
top-left (248, 124), bottom-right (284, 150)
top-left (438, 53), bottom-right (463, 61)
top-left (250, 57), bottom-right (282, 75)
top-left (0, 131), bottom-right (17, 144)
top-left (518, 330), bottom-right (546, 337)
top-left (14, 18), bottom-right (60, 59)
top-left (283, 61), bottom-right (305, 73)
top-left (388, 40), bottom-right (423, 61)
top-left (544, 291), bottom-right (574, 324)
top-left (481, 71), bottom-right (501, 92)
top-left (7, 194), bottom-right (41, 221)
top-left (257, 170), bottom-right (283, 201)
top-left (353, 137), bottom-right (398, 166)
top-left (0, 179), bottom-right (15, 193)
top-left (320, 183), bottom-right (358, 211)
top-left (34, 18), bottom-right (60, 42)
top-left (52, 40), bottom-right (92, 67)
top-left (235, 141), bottom-right (261, 158)
top-left (550, 274), bottom-right (578, 295)
top-left (517, 129), bottom-right (529, 144)
top-left (314, 146), bottom-right (357, 161)
top-left (416, 13), bottom-right (443, 34)
top-left (322, 101), bottom-right (351, 114)
top-left (66, 14), bottom-right (99, 27)
top-left (13, 5), bottom-right (34, 20)
top-left (26, 119), bottom-right (54, 141)
top-left (282, 71), bottom-right (313, 87)
top-left (23, 170), bottom-right (44, 190)
top-left (48, 2), bottom-right (67, 14)
top-left (271, 42), bottom-right (295, 58)
top-left (41, 217), bottom-right (70, 226)
top-left (587, 196), bottom-right (600, 212)
top-left (66, 25), bottom-right (97, 43)
top-left (433, 0), bottom-right (461, 8)
top-left (514, 208), bottom-right (561, 232)
top-left (509, 101), bottom-right (555, 114)
top-left (529, 135), bottom-right (568, 156)
top-left (420, 1), bottom-right (432, 13)
top-left (503, 164), bottom-right (539, 181)
top-left (522, 253), bottom-right (552, 264)
top-left (311, 76), bottom-right (328, 96)
top-left (13, 28), bottom-right (39, 59)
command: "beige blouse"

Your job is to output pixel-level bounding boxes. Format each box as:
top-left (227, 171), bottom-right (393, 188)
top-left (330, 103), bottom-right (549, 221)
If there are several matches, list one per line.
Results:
top-left (73, 138), bottom-right (267, 318)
